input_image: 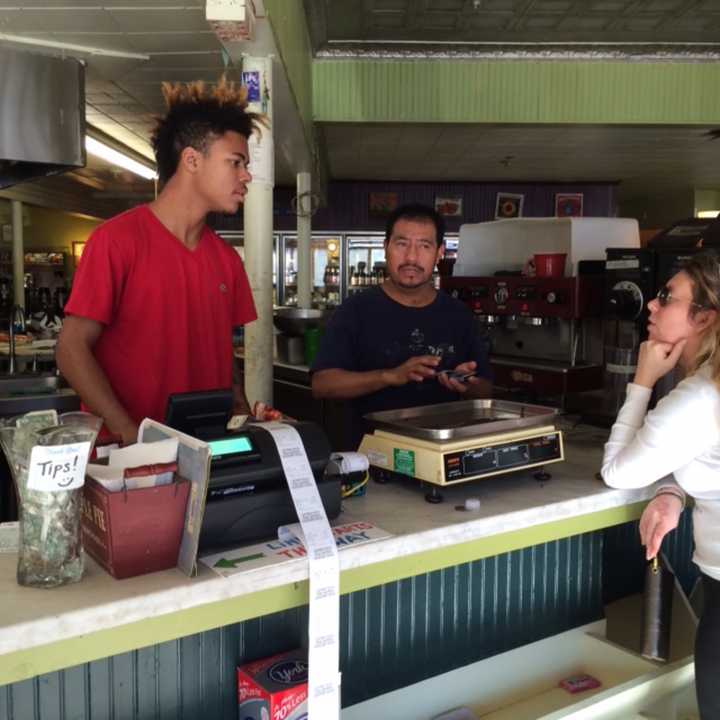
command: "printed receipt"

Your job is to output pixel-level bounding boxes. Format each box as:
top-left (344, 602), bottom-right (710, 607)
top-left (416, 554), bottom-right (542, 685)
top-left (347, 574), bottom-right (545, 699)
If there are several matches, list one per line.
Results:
top-left (263, 422), bottom-right (340, 720)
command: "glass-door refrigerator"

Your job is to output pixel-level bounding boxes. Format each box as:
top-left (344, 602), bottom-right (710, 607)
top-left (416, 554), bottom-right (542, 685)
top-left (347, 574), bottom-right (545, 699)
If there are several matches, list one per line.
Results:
top-left (279, 234), bottom-right (343, 308)
top-left (216, 231), bottom-right (280, 306)
top-left (343, 232), bottom-right (460, 300)
top-left (344, 233), bottom-right (386, 298)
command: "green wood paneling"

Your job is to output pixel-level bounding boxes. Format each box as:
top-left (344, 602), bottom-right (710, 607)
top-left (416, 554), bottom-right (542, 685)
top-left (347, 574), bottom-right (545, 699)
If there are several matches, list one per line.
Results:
top-left (1, 530), bottom-right (612, 716)
top-left (313, 60), bottom-right (720, 125)
top-left (0, 503), bottom-right (645, 687)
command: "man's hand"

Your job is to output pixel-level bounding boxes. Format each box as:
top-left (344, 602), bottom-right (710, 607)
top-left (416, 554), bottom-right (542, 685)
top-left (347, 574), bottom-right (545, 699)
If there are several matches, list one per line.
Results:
top-left (437, 361), bottom-right (480, 393)
top-left (639, 494), bottom-right (684, 560)
top-left (116, 421), bottom-right (139, 446)
top-left (252, 401), bottom-right (282, 422)
top-left (382, 355), bottom-right (440, 387)
top-left (633, 339), bottom-right (686, 389)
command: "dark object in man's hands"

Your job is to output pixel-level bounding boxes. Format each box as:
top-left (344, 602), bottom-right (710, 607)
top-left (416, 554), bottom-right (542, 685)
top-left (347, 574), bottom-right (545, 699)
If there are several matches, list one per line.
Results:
top-left (437, 369), bottom-right (479, 384)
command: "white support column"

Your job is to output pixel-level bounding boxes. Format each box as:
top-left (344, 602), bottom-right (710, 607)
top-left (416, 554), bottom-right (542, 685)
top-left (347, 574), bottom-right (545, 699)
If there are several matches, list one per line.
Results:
top-left (11, 201), bottom-right (24, 308)
top-left (296, 172), bottom-right (312, 309)
top-left (243, 56), bottom-right (275, 407)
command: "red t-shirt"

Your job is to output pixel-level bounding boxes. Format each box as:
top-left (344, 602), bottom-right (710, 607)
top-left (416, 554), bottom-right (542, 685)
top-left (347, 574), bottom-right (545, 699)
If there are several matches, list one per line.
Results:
top-left (65, 205), bottom-right (257, 426)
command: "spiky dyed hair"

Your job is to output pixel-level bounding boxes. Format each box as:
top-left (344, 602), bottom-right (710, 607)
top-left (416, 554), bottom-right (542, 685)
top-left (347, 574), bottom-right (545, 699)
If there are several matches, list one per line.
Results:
top-left (151, 77), bottom-right (265, 184)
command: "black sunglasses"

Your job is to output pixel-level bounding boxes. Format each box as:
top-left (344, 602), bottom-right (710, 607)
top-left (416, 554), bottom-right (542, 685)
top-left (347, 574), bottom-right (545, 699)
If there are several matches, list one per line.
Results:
top-left (656, 285), bottom-right (706, 309)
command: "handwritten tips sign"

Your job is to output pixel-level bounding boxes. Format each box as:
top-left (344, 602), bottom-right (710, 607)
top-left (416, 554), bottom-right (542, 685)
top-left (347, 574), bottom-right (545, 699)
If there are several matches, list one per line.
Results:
top-left (27, 442), bottom-right (91, 492)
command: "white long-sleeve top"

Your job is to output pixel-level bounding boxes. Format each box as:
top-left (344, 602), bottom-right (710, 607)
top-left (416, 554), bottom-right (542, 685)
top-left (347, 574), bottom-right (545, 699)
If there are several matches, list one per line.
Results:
top-left (602, 364), bottom-right (720, 581)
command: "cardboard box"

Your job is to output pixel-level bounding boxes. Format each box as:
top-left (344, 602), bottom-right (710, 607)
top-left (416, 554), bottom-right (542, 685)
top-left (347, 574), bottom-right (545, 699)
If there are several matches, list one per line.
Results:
top-left (237, 649), bottom-right (308, 720)
top-left (82, 475), bottom-right (190, 579)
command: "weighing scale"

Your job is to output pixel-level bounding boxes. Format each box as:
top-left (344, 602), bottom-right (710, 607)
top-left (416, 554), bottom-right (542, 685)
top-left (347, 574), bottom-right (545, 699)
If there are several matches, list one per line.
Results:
top-left (359, 399), bottom-right (563, 502)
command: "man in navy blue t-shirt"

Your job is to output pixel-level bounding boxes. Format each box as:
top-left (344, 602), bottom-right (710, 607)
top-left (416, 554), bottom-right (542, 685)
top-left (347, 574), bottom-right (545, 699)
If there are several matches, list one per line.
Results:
top-left (311, 203), bottom-right (492, 447)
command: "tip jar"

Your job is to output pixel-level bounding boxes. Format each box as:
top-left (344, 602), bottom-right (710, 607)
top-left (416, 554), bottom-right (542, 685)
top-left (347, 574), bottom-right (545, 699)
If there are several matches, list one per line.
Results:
top-left (0, 410), bottom-right (101, 588)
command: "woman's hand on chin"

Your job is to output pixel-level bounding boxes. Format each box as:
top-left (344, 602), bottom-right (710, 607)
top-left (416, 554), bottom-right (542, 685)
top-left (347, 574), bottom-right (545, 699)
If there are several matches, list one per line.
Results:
top-left (633, 338), bottom-right (687, 388)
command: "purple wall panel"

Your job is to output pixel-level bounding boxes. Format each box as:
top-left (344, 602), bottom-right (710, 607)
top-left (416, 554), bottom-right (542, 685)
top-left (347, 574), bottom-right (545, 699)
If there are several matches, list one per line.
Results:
top-left (211, 181), bottom-right (618, 233)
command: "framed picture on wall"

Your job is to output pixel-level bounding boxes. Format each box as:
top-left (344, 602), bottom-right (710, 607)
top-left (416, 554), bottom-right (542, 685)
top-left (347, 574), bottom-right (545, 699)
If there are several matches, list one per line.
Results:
top-left (555, 193), bottom-right (584, 217)
top-left (495, 192), bottom-right (524, 219)
top-left (368, 192), bottom-right (399, 216)
top-left (434, 196), bottom-right (463, 217)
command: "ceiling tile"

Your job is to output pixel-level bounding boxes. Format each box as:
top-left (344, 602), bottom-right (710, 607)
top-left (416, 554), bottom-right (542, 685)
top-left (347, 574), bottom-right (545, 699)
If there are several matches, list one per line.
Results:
top-left (558, 15), bottom-right (612, 30)
top-left (372, 0), bottom-right (409, 10)
top-left (620, 16), bottom-right (665, 29)
top-left (641, 0), bottom-right (687, 11)
top-left (312, 0), bottom-right (720, 45)
top-left (106, 8), bottom-right (207, 34)
top-left (31, 31), bottom-right (140, 53)
top-left (4, 8), bottom-right (120, 33)
top-left (422, 12), bottom-right (459, 29)
top-left (530, 0), bottom-right (576, 11)
top-left (469, 13), bottom-right (513, 29)
top-left (587, 0), bottom-right (629, 10)
top-left (481, 0), bottom-right (526, 10)
top-left (123, 31), bottom-right (221, 53)
top-left (521, 15), bottom-right (564, 29)
top-left (142, 51), bottom-right (224, 68)
top-left (426, 0), bottom-right (465, 9)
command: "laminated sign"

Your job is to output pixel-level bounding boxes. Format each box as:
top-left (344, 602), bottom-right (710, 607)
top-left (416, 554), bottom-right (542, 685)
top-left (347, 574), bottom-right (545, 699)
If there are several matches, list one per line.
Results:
top-left (27, 442), bottom-right (91, 492)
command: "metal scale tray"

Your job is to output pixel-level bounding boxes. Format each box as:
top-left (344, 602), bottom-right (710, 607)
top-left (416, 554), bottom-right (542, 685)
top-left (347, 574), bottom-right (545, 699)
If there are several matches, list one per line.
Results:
top-left (364, 399), bottom-right (559, 442)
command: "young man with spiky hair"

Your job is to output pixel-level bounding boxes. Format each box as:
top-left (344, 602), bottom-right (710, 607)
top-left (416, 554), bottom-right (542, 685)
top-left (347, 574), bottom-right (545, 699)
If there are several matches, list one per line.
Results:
top-left (57, 79), bottom-right (262, 444)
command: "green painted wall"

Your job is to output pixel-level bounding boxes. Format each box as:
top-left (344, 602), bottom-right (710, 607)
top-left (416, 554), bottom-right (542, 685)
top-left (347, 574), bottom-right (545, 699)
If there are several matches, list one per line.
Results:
top-left (313, 60), bottom-right (720, 125)
top-left (22, 206), bottom-right (101, 252)
top-left (0, 200), bottom-right (101, 255)
top-left (695, 188), bottom-right (720, 216)
top-left (263, 0), bottom-right (314, 150)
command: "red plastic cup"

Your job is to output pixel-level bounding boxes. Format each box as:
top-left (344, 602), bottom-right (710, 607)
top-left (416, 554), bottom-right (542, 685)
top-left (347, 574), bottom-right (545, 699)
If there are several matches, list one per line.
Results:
top-left (534, 253), bottom-right (567, 278)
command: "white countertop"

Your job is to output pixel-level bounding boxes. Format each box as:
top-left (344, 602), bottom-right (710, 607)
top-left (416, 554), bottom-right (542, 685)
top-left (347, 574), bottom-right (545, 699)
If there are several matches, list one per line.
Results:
top-left (0, 424), bottom-right (655, 682)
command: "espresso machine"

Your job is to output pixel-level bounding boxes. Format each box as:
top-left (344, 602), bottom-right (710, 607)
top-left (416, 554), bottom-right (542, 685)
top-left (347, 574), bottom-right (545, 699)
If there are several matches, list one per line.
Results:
top-left (442, 267), bottom-right (605, 407)
top-left (442, 217), bottom-right (642, 409)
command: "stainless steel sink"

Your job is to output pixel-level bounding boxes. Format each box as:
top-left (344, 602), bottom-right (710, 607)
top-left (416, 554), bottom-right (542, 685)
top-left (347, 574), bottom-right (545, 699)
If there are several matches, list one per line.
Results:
top-left (0, 374), bottom-right (62, 397)
top-left (0, 374), bottom-right (79, 417)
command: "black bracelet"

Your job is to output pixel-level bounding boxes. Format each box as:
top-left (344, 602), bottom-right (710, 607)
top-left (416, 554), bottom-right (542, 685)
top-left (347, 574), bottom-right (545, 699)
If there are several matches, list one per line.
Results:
top-left (653, 490), bottom-right (686, 510)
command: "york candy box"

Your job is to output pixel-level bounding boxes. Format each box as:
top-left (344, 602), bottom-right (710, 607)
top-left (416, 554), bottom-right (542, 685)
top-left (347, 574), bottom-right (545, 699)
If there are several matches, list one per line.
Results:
top-left (237, 648), bottom-right (308, 720)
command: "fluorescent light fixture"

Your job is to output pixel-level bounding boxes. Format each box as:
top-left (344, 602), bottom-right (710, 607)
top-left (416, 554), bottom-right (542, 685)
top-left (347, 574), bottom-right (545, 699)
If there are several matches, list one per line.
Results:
top-left (698, 210), bottom-right (719, 219)
top-left (85, 137), bottom-right (157, 181)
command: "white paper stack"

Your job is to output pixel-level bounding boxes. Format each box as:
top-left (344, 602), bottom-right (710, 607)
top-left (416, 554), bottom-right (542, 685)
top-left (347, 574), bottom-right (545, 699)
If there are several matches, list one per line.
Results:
top-left (86, 437), bottom-right (179, 492)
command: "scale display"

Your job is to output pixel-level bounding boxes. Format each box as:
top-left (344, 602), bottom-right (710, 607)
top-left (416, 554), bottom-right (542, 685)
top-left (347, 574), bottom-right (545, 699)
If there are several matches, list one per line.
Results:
top-left (208, 435), bottom-right (254, 458)
top-left (443, 432), bottom-right (562, 483)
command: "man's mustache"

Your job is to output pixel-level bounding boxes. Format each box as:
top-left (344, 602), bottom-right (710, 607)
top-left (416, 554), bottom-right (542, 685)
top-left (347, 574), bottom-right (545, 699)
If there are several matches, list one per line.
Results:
top-left (399, 264), bottom-right (424, 272)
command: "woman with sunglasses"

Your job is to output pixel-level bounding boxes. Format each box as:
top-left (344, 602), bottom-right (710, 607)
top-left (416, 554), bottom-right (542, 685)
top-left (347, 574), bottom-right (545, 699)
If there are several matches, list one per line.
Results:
top-left (602, 252), bottom-right (720, 719)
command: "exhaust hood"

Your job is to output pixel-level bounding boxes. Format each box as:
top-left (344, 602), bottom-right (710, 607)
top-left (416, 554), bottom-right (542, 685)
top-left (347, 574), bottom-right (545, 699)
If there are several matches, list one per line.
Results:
top-left (0, 47), bottom-right (85, 188)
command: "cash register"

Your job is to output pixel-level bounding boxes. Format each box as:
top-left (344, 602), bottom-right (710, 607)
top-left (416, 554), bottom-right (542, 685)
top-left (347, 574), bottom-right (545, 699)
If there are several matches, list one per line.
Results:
top-left (165, 389), bottom-right (341, 552)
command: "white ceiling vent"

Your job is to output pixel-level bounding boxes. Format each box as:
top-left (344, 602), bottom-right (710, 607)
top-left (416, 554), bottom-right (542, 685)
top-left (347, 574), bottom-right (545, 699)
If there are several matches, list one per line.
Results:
top-left (206, 0), bottom-right (256, 43)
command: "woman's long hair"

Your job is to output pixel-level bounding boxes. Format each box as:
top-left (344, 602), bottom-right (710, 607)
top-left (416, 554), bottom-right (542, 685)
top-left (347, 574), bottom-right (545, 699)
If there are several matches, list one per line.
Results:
top-left (683, 252), bottom-right (720, 384)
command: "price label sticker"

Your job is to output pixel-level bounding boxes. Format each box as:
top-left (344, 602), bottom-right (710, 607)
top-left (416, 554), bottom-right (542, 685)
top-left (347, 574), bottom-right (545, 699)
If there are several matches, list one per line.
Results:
top-left (27, 442), bottom-right (91, 492)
